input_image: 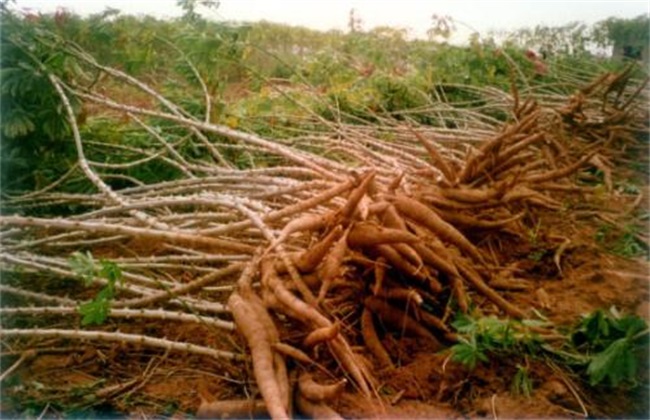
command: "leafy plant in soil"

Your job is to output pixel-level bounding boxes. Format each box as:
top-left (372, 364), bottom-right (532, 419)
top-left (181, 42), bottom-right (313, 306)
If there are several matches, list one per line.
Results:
top-left (450, 313), bottom-right (544, 370)
top-left (68, 251), bottom-right (124, 325)
top-left (452, 307), bottom-right (649, 396)
top-left (571, 307), bottom-right (648, 387)
top-left (511, 364), bottom-right (534, 397)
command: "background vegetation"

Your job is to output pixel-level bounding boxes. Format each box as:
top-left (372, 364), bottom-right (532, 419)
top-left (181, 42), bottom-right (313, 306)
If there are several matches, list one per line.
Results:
top-left (2, 2), bottom-right (646, 195)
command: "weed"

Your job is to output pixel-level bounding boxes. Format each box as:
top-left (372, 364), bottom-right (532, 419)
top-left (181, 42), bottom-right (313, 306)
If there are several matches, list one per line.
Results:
top-left (511, 364), bottom-right (534, 397)
top-left (452, 308), bottom-right (649, 389)
top-left (596, 223), bottom-right (647, 258)
top-left (527, 249), bottom-right (547, 262)
top-left (450, 313), bottom-right (543, 369)
top-left (572, 307), bottom-right (648, 386)
top-left (524, 220), bottom-right (551, 262)
top-left (68, 251), bottom-right (123, 325)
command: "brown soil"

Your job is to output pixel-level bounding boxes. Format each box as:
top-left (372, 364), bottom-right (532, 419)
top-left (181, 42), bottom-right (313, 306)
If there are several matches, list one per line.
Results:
top-left (3, 182), bottom-right (647, 419)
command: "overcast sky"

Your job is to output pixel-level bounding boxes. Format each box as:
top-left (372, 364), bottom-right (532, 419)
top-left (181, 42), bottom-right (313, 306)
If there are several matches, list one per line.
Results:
top-left (13, 0), bottom-right (650, 41)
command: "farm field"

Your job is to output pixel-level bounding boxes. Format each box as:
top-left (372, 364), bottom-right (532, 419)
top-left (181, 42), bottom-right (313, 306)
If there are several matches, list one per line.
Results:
top-left (1, 4), bottom-right (649, 419)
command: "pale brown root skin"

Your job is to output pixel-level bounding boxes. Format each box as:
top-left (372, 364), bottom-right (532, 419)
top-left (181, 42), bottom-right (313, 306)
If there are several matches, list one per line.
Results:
top-left (419, 192), bottom-right (502, 210)
top-left (523, 150), bottom-right (597, 183)
top-left (472, 132), bottom-right (545, 178)
top-left (228, 292), bottom-right (289, 420)
top-left (294, 225), bottom-right (343, 273)
top-left (372, 257), bottom-right (387, 296)
top-left (270, 213), bottom-right (329, 252)
top-left (381, 204), bottom-right (409, 231)
top-left (367, 201), bottom-right (391, 214)
top-left (303, 323), bottom-right (340, 348)
top-left (415, 307), bottom-right (455, 339)
top-left (265, 267), bottom-right (330, 327)
top-left (364, 296), bottom-right (441, 348)
top-left (449, 274), bottom-right (469, 313)
top-left (392, 242), bottom-right (424, 270)
top-left (456, 260), bottom-right (526, 318)
top-left (409, 126), bottom-right (456, 182)
top-left (196, 399), bottom-right (268, 419)
top-left (375, 244), bottom-right (428, 282)
top-left (326, 337), bottom-right (373, 398)
top-left (347, 222), bottom-right (420, 248)
top-left (410, 241), bottom-right (459, 280)
top-left (435, 209), bottom-right (525, 231)
top-left (361, 307), bottom-right (394, 369)
top-left (460, 110), bottom-right (540, 183)
top-left (379, 287), bottom-right (424, 306)
top-left (338, 170), bottom-right (376, 222)
top-left (295, 391), bottom-right (344, 420)
top-left (390, 194), bottom-right (486, 264)
top-left (318, 230), bottom-right (349, 302)
top-left (272, 342), bottom-right (315, 365)
top-left (440, 185), bottom-right (503, 204)
top-left (264, 266), bottom-right (372, 397)
top-left (274, 351), bottom-right (291, 415)
top-left (388, 171), bottom-right (406, 192)
top-left (298, 373), bottom-right (347, 402)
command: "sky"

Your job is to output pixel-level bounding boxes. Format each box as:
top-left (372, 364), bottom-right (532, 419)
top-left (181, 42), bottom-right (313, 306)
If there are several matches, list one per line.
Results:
top-left (12, 0), bottom-right (650, 42)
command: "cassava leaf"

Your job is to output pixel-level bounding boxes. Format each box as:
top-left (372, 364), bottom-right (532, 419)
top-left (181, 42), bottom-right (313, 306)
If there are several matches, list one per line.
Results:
top-left (99, 259), bottom-right (123, 286)
top-left (451, 313), bottom-right (476, 334)
top-left (587, 337), bottom-right (637, 386)
top-left (79, 288), bottom-right (112, 326)
top-left (451, 337), bottom-right (489, 370)
top-left (68, 251), bottom-right (97, 285)
top-left (71, 253), bottom-right (122, 325)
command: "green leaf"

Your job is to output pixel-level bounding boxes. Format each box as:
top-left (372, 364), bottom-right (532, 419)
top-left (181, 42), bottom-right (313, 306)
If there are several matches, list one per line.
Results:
top-left (587, 338), bottom-right (637, 386)
top-left (79, 289), bottom-right (112, 326)
top-left (68, 251), bottom-right (97, 285)
top-left (70, 253), bottom-right (122, 326)
top-left (611, 314), bottom-right (647, 340)
top-left (99, 259), bottom-right (123, 286)
top-left (511, 365), bottom-right (533, 397)
top-left (451, 337), bottom-right (489, 370)
top-left (451, 313), bottom-right (476, 334)
top-left (573, 308), bottom-right (648, 351)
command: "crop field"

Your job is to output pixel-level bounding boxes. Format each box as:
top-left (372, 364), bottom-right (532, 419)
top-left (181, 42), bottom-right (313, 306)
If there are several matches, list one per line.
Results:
top-left (1, 4), bottom-right (648, 419)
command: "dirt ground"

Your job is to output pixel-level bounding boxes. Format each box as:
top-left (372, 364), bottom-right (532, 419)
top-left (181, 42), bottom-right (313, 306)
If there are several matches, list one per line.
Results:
top-left (2, 166), bottom-right (648, 420)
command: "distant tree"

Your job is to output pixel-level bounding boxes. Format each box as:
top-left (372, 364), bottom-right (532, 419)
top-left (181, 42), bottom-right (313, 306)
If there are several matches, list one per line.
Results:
top-left (348, 8), bottom-right (362, 33)
top-left (497, 22), bottom-right (592, 56)
top-left (593, 15), bottom-right (649, 61)
top-left (427, 14), bottom-right (455, 42)
top-left (176, 0), bottom-right (219, 22)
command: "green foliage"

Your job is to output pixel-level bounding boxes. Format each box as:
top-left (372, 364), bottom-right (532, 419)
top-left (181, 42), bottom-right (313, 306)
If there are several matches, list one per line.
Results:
top-left (68, 251), bottom-right (98, 285)
top-left (3, 4), bottom-right (639, 209)
top-left (511, 364), bottom-right (534, 397)
top-left (587, 338), bottom-right (638, 386)
top-left (68, 251), bottom-right (123, 325)
top-left (450, 313), bottom-right (543, 369)
top-left (593, 15), bottom-right (650, 53)
top-left (450, 336), bottom-right (489, 370)
top-left (0, 6), bottom-right (81, 192)
top-left (498, 21), bottom-right (593, 56)
top-left (571, 307), bottom-right (648, 386)
top-left (452, 308), bottom-right (648, 391)
top-left (595, 223), bottom-right (647, 258)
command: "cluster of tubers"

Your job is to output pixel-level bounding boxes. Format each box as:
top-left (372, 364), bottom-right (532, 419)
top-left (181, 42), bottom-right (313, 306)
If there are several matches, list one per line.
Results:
top-left (211, 65), bottom-right (647, 419)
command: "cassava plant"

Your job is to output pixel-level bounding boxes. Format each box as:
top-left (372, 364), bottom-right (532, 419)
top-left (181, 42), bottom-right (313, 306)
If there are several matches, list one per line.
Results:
top-left (0, 9), bottom-right (648, 418)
